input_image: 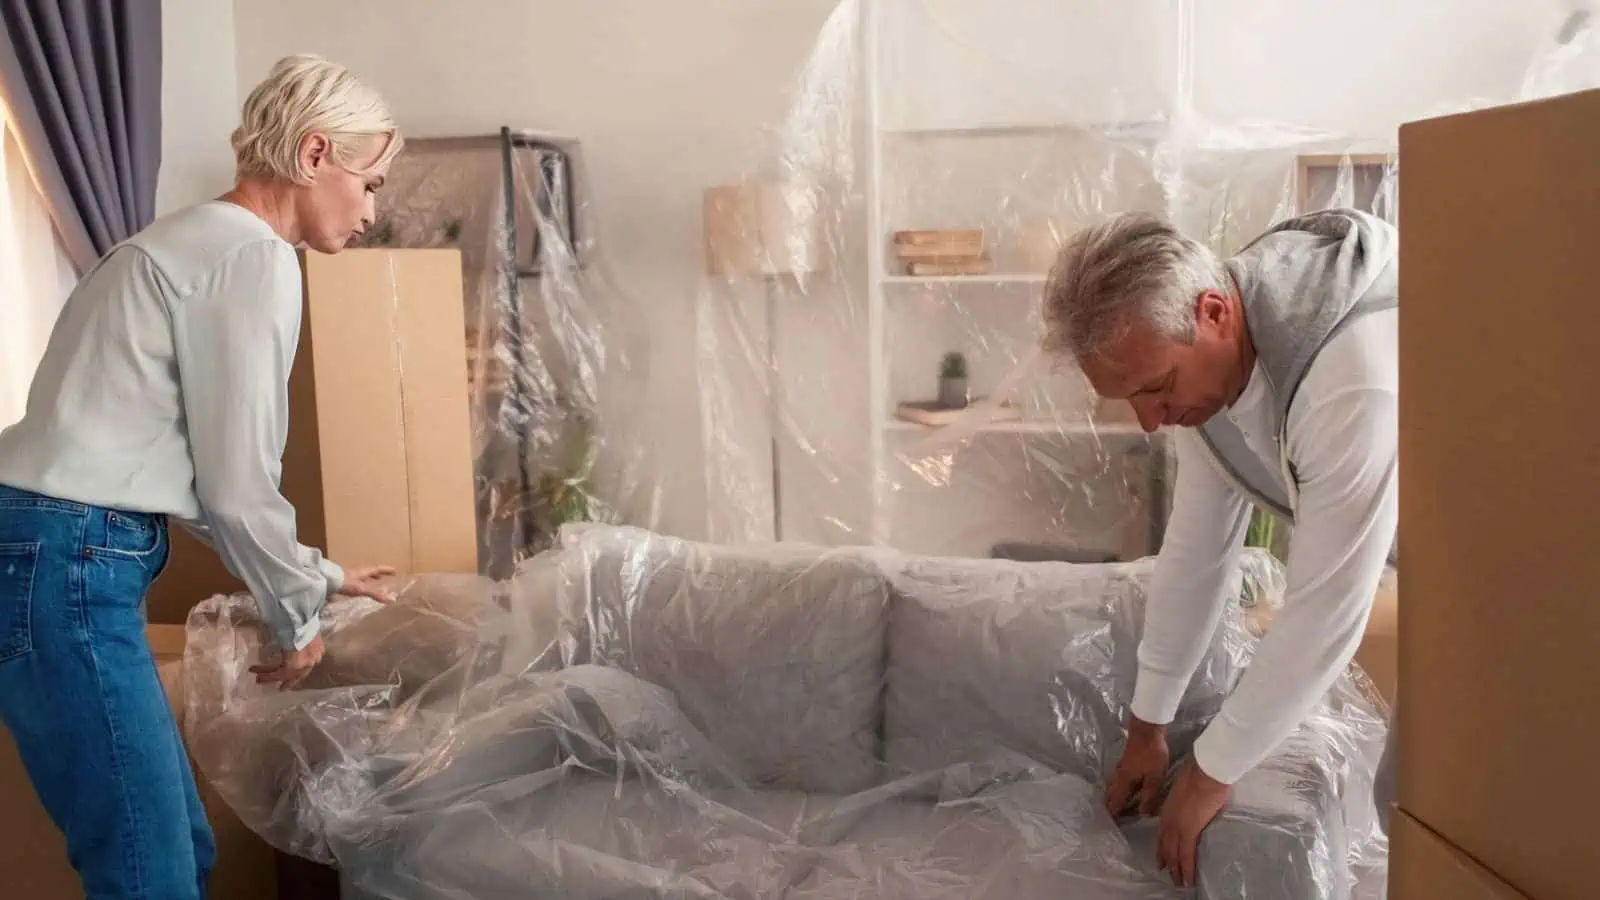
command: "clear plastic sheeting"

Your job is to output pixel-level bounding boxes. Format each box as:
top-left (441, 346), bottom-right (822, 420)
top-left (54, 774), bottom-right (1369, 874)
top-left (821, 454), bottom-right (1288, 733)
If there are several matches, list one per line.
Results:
top-left (343, 1), bottom-right (1600, 564)
top-left (356, 131), bottom-right (657, 578)
top-left (183, 524), bottom-right (1389, 900)
top-left (695, 0), bottom-right (1600, 562)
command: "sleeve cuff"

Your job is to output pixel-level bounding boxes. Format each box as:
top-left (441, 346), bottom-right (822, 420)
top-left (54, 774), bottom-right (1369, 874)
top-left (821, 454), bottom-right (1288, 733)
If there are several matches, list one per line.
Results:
top-left (1130, 668), bottom-right (1192, 726)
top-left (1191, 717), bottom-right (1254, 786)
top-left (287, 613), bottom-right (323, 652)
top-left (319, 558), bottom-right (345, 597)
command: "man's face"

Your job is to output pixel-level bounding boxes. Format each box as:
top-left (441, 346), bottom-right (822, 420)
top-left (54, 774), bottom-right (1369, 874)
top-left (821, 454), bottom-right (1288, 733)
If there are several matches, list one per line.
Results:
top-left (1079, 291), bottom-right (1243, 433)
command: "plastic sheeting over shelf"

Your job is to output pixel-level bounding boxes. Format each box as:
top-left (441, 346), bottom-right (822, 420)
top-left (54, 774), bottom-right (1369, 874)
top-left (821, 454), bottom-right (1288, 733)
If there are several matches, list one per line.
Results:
top-left (183, 524), bottom-right (1390, 900)
top-left (350, 0), bottom-right (1600, 565)
top-left (691, 0), bottom-right (1600, 558)
top-left (356, 131), bottom-right (660, 578)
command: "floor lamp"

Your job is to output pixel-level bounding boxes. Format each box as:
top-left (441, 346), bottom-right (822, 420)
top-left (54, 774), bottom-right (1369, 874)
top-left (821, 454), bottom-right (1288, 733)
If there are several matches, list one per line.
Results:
top-left (702, 182), bottom-right (818, 542)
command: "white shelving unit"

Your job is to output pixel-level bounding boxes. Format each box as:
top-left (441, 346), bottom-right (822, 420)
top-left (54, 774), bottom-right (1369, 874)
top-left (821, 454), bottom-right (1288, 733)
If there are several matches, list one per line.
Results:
top-left (860, 0), bottom-right (1172, 551)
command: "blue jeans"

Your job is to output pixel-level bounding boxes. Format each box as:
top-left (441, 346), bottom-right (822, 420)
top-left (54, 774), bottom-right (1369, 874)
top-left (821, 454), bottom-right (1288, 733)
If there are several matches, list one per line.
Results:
top-left (0, 484), bottom-right (215, 899)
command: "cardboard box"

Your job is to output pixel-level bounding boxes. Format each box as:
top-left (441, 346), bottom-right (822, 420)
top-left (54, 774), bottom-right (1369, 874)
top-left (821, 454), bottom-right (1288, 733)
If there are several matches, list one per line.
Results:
top-left (146, 248), bottom-right (479, 626)
top-left (1397, 87), bottom-right (1600, 900)
top-left (1390, 811), bottom-right (1529, 900)
top-left (0, 625), bottom-right (276, 900)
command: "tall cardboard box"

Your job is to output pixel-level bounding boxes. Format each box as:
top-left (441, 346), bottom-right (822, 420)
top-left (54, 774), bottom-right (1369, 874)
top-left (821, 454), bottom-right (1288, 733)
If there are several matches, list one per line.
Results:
top-left (146, 248), bottom-right (479, 624)
top-left (1396, 88), bottom-right (1600, 899)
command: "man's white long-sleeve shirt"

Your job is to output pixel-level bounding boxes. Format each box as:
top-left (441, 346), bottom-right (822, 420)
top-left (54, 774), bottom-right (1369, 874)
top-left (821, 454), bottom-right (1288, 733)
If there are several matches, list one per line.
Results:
top-left (1131, 307), bottom-right (1398, 785)
top-left (0, 201), bottom-right (341, 650)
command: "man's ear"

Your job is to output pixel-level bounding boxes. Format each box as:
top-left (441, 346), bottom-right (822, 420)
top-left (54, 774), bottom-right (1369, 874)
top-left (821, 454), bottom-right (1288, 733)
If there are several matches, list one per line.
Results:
top-left (1195, 290), bottom-right (1231, 330)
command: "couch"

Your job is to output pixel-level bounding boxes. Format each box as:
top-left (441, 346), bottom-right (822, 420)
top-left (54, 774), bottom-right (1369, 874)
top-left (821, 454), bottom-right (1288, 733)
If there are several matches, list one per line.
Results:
top-left (180, 524), bottom-right (1390, 900)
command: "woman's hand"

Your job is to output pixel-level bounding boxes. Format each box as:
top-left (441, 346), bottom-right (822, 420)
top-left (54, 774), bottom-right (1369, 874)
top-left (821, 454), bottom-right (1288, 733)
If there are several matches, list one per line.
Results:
top-left (251, 634), bottom-right (325, 689)
top-left (337, 565), bottom-right (397, 604)
top-left (251, 565), bottom-right (394, 689)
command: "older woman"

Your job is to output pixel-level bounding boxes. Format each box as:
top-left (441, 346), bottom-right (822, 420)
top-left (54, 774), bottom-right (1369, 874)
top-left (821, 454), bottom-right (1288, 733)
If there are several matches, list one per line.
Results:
top-left (0, 55), bottom-right (402, 898)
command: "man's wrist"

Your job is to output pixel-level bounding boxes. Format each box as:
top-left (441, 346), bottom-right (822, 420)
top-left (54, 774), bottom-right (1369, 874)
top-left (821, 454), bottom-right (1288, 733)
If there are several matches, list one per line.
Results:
top-left (1128, 716), bottom-right (1168, 741)
top-left (1191, 726), bottom-right (1246, 786)
top-left (1186, 754), bottom-right (1228, 790)
top-left (1130, 669), bottom-right (1190, 725)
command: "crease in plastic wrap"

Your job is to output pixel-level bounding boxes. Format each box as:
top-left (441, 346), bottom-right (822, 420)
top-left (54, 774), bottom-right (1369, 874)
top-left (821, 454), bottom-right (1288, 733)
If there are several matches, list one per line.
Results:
top-left (184, 523), bottom-right (1389, 900)
top-left (353, 129), bottom-right (659, 578)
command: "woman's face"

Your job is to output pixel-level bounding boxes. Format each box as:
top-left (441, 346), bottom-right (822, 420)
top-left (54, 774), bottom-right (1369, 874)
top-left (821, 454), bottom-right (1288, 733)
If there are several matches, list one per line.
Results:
top-left (294, 133), bottom-right (392, 254)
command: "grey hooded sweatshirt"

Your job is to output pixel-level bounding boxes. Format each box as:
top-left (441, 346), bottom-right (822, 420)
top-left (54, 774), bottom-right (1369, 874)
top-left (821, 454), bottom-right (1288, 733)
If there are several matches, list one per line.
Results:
top-left (1197, 208), bottom-right (1398, 547)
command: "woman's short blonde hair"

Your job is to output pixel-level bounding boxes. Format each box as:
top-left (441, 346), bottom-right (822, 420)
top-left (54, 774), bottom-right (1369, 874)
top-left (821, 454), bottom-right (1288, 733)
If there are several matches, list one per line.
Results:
top-left (232, 54), bottom-right (403, 184)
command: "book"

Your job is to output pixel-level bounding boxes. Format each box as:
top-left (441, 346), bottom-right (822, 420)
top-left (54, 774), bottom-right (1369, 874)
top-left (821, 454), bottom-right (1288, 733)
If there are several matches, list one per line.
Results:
top-left (893, 228), bottom-right (984, 247)
top-left (905, 258), bottom-right (992, 276)
top-left (894, 242), bottom-right (986, 262)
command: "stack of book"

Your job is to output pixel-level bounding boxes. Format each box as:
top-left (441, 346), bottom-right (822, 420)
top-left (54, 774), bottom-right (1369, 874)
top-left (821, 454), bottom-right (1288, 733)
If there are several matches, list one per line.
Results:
top-left (892, 228), bottom-right (990, 276)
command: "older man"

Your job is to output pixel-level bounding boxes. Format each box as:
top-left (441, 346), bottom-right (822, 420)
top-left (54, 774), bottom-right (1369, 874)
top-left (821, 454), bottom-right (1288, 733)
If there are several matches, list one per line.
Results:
top-left (1041, 209), bottom-right (1398, 887)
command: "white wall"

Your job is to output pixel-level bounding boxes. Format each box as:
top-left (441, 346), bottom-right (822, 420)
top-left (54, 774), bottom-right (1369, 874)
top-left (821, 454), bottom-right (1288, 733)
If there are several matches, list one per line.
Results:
top-left (155, 0), bottom-right (239, 214)
top-left (880, 0), bottom-right (1572, 136)
top-left (1190, 0), bottom-right (1572, 134)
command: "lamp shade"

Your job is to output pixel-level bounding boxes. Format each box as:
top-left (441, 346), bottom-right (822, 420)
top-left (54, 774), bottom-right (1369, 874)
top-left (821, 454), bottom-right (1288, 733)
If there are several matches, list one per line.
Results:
top-left (703, 182), bottom-right (822, 277)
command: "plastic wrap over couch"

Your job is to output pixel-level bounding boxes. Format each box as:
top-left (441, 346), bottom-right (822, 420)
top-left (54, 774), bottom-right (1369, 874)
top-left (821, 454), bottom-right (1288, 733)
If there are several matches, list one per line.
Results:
top-left (181, 524), bottom-right (1390, 899)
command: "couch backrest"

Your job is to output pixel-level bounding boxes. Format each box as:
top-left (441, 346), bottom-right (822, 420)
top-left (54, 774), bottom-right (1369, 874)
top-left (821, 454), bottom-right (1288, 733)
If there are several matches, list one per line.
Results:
top-left (512, 525), bottom-right (1275, 794)
top-left (554, 525), bottom-right (892, 795)
top-left (881, 550), bottom-right (1266, 783)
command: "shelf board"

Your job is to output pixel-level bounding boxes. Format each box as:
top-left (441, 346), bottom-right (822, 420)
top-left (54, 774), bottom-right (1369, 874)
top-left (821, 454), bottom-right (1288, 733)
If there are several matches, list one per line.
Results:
top-left (880, 120), bottom-right (1169, 142)
top-left (883, 273), bottom-right (1047, 286)
top-left (887, 419), bottom-right (1150, 437)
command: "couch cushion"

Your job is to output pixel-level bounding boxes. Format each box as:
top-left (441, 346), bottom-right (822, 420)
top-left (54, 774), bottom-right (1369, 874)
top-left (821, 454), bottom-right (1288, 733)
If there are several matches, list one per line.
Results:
top-left (1121, 730), bottom-right (1351, 900)
top-left (337, 769), bottom-right (1175, 900)
top-left (1117, 666), bottom-right (1391, 900)
top-left (786, 773), bottom-right (1173, 900)
top-left (559, 525), bottom-right (891, 794)
top-left (335, 776), bottom-right (825, 900)
top-left (884, 554), bottom-right (1253, 782)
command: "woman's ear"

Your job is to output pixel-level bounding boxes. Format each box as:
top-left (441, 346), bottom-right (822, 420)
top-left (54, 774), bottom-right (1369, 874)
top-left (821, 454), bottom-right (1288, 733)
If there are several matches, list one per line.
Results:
top-left (298, 133), bottom-right (331, 178)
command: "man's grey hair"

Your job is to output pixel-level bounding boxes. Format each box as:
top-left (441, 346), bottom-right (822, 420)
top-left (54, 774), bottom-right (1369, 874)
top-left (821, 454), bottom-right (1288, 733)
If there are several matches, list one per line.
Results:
top-left (1040, 212), bottom-right (1231, 362)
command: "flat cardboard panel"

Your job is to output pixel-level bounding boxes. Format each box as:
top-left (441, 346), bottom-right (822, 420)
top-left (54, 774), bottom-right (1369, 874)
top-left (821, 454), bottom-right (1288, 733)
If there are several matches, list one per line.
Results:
top-left (0, 735), bottom-right (81, 898)
top-left (1390, 811), bottom-right (1530, 900)
top-left (302, 250), bottom-right (415, 572)
top-left (147, 622), bottom-right (187, 657)
top-left (1398, 87), bottom-right (1600, 900)
top-left (390, 250), bottom-right (478, 574)
top-left (0, 627), bottom-right (276, 900)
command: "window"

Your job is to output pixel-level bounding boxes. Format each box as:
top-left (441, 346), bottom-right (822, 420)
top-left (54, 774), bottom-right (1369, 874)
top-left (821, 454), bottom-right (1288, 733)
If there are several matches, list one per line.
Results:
top-left (0, 97), bottom-right (77, 430)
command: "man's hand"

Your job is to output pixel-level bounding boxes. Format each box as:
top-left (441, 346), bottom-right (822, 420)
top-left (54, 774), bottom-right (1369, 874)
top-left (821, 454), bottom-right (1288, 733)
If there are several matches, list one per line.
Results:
top-left (1157, 755), bottom-right (1232, 888)
top-left (250, 634), bottom-right (325, 690)
top-left (1106, 717), bottom-right (1170, 818)
top-left (337, 565), bottom-right (397, 603)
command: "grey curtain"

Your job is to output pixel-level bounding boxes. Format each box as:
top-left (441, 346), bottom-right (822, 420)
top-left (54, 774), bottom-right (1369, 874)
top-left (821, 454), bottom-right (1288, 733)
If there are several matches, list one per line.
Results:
top-left (0, 0), bottom-right (161, 273)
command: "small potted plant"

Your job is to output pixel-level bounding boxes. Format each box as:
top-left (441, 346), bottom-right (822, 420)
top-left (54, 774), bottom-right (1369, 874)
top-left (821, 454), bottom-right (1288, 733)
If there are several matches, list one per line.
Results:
top-left (938, 351), bottom-right (969, 409)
